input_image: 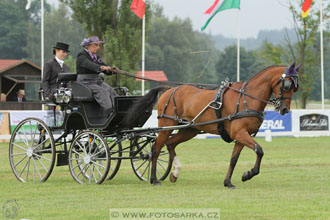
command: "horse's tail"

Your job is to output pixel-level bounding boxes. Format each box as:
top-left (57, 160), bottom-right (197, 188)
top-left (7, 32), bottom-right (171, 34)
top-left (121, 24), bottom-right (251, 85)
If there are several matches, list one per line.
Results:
top-left (124, 86), bottom-right (170, 128)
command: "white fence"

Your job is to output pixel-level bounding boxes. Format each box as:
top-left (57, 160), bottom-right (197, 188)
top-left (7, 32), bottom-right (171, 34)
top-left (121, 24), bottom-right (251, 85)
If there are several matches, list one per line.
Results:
top-left (1, 109), bottom-right (330, 141)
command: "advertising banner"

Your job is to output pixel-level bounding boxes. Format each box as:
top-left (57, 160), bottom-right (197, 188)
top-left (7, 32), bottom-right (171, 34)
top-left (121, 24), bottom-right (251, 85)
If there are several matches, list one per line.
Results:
top-left (259, 110), bottom-right (292, 132)
top-left (9, 110), bottom-right (64, 133)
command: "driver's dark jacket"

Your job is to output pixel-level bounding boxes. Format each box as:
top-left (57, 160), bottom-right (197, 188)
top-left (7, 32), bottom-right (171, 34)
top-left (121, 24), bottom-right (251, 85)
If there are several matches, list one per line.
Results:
top-left (76, 50), bottom-right (116, 113)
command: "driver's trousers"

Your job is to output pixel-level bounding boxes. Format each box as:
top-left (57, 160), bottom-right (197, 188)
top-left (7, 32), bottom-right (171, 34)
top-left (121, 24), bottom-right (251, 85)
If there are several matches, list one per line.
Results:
top-left (77, 74), bottom-right (117, 114)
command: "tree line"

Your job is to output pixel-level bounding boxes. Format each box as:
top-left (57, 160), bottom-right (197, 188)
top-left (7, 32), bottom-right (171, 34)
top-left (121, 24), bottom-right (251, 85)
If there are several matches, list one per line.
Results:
top-left (0, 0), bottom-right (329, 108)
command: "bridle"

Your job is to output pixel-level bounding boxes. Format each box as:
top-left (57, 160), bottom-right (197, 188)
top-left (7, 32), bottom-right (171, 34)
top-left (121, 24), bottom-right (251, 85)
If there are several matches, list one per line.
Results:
top-left (270, 72), bottom-right (299, 110)
top-left (226, 71), bottom-right (298, 111)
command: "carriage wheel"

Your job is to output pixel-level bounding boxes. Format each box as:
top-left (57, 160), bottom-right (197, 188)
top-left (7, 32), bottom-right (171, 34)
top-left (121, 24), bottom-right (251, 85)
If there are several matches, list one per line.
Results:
top-left (105, 138), bottom-right (122, 180)
top-left (69, 131), bottom-right (110, 184)
top-left (130, 135), bottom-right (172, 181)
top-left (9, 118), bottom-right (55, 182)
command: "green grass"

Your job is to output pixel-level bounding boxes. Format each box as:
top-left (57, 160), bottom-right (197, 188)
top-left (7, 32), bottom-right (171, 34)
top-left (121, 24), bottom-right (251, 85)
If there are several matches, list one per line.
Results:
top-left (1, 137), bottom-right (330, 219)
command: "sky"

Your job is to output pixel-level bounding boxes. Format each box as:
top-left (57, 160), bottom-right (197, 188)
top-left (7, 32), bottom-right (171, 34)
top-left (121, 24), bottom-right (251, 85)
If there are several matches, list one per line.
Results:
top-left (47, 0), bottom-right (300, 39)
top-left (151, 0), bottom-right (293, 38)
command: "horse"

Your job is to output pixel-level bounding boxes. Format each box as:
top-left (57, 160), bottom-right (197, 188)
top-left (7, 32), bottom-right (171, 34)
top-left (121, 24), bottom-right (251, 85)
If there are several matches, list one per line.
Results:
top-left (126, 62), bottom-right (300, 188)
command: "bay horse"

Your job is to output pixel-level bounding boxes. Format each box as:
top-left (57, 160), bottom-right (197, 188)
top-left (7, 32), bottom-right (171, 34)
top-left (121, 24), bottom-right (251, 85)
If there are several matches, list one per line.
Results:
top-left (126, 62), bottom-right (300, 188)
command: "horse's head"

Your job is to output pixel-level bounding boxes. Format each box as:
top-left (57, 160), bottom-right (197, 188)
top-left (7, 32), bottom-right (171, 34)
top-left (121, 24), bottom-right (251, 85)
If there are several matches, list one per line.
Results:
top-left (272, 62), bottom-right (300, 115)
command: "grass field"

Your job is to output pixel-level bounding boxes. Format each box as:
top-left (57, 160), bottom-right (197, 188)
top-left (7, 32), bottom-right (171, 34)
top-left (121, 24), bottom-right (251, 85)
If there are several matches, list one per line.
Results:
top-left (1, 137), bottom-right (330, 220)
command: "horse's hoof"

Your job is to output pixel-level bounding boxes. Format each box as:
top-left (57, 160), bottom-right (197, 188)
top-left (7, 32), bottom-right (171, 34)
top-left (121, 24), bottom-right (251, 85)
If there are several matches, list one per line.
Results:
top-left (242, 171), bottom-right (250, 182)
top-left (153, 181), bottom-right (161, 186)
top-left (224, 179), bottom-right (236, 189)
top-left (170, 173), bottom-right (177, 183)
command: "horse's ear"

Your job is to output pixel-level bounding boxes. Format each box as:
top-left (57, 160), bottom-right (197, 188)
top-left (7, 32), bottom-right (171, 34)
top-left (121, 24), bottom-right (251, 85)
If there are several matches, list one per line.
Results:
top-left (289, 61), bottom-right (296, 69)
top-left (287, 61), bottom-right (296, 75)
top-left (295, 64), bottom-right (302, 73)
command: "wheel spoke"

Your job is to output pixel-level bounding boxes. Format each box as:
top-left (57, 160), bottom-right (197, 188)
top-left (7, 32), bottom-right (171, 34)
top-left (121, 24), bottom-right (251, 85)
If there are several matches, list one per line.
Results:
top-left (157, 160), bottom-right (166, 171)
top-left (14, 155), bottom-right (28, 168)
top-left (18, 157), bottom-right (30, 178)
top-left (32, 137), bottom-right (50, 150)
top-left (141, 161), bottom-right (150, 178)
top-left (26, 157), bottom-right (31, 181)
top-left (34, 148), bottom-right (52, 153)
top-left (30, 122), bottom-right (38, 147)
top-left (36, 156), bottom-right (49, 173)
top-left (94, 164), bottom-right (103, 178)
top-left (135, 159), bottom-right (148, 171)
top-left (156, 167), bottom-right (162, 178)
top-left (16, 133), bottom-right (29, 148)
top-left (11, 152), bottom-right (27, 156)
top-left (72, 149), bottom-right (85, 158)
top-left (12, 142), bottom-right (27, 151)
top-left (76, 141), bottom-right (87, 154)
top-left (92, 164), bottom-right (98, 182)
top-left (157, 158), bottom-right (169, 163)
top-left (32, 153), bottom-right (51, 162)
top-left (89, 164), bottom-right (92, 184)
top-left (22, 124), bottom-right (30, 148)
top-left (91, 160), bottom-right (106, 169)
top-left (71, 160), bottom-right (84, 171)
top-left (35, 158), bottom-right (43, 180)
top-left (91, 148), bottom-right (105, 157)
top-left (32, 158), bottom-right (35, 182)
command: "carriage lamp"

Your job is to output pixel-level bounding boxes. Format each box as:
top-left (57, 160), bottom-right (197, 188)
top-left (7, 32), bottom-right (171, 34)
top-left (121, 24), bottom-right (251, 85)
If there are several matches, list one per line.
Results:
top-left (63, 90), bottom-right (72, 103)
top-left (55, 87), bottom-right (72, 103)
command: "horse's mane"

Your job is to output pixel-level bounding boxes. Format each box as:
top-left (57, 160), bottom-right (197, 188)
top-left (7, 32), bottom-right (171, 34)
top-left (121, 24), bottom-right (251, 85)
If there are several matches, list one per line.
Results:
top-left (248, 65), bottom-right (286, 83)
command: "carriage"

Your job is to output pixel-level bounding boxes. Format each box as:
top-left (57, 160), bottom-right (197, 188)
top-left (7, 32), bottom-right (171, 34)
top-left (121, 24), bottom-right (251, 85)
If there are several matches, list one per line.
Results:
top-left (8, 72), bottom-right (172, 184)
top-left (9, 62), bottom-right (300, 188)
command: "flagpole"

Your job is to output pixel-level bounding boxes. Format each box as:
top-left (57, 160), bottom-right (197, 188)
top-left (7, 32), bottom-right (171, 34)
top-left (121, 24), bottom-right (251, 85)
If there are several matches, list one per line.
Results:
top-left (41, 0), bottom-right (45, 110)
top-left (320, 0), bottom-right (324, 109)
top-left (237, 9), bottom-right (240, 82)
top-left (141, 15), bottom-right (145, 95)
top-left (41, 0), bottom-right (44, 77)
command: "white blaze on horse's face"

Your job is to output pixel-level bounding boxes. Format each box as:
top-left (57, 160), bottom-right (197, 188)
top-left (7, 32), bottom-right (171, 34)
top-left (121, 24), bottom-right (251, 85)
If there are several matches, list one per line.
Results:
top-left (172, 156), bottom-right (182, 178)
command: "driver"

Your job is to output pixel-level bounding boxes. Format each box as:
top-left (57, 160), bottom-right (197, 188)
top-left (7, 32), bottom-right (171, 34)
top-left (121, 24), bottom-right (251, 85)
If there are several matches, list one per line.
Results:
top-left (76, 36), bottom-right (118, 116)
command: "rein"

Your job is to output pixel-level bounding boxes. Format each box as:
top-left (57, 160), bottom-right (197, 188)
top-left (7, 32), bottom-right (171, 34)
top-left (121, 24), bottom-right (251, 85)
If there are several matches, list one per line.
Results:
top-left (117, 70), bottom-right (219, 88)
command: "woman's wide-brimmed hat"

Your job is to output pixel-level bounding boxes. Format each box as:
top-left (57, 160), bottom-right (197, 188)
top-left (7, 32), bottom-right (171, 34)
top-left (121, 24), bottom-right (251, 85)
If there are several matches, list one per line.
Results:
top-left (53, 42), bottom-right (70, 52)
top-left (81, 36), bottom-right (105, 47)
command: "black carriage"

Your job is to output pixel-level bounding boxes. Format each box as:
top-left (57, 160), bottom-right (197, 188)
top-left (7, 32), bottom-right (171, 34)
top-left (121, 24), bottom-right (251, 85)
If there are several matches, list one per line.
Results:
top-left (8, 73), bottom-right (172, 184)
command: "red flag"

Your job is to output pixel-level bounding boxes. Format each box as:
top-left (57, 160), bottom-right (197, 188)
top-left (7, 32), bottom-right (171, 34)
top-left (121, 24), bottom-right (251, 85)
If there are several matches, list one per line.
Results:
top-left (301, 0), bottom-right (313, 18)
top-left (130, 0), bottom-right (145, 19)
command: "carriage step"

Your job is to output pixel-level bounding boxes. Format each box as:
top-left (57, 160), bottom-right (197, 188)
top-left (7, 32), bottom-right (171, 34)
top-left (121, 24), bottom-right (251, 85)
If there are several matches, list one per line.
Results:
top-left (56, 153), bottom-right (69, 166)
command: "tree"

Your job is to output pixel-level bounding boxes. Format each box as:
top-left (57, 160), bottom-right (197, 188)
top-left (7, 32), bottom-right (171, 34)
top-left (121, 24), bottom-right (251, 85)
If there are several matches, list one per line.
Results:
top-left (0, 0), bottom-right (29, 59)
top-left (215, 45), bottom-right (265, 82)
top-left (285, 0), bottom-right (330, 108)
top-left (145, 7), bottom-right (219, 85)
top-left (43, 3), bottom-right (85, 70)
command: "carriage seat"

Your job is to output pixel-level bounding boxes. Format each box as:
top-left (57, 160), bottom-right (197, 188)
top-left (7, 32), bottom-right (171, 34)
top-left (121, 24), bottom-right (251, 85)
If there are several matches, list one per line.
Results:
top-left (57, 73), bottom-right (94, 101)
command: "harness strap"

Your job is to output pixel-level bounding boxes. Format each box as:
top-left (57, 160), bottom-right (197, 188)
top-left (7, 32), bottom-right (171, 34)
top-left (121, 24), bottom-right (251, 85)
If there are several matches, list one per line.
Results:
top-left (158, 86), bottom-right (184, 123)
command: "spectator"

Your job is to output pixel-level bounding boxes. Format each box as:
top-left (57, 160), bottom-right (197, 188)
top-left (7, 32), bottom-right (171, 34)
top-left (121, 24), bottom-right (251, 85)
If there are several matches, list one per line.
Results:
top-left (0, 93), bottom-right (6, 102)
top-left (13, 90), bottom-right (26, 102)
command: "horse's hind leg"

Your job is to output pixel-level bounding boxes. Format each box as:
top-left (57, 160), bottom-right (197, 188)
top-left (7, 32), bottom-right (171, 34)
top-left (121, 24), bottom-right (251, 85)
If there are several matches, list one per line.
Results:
top-left (224, 142), bottom-right (244, 189)
top-left (233, 131), bottom-right (264, 183)
top-left (165, 128), bottom-right (199, 183)
top-left (150, 130), bottom-right (172, 185)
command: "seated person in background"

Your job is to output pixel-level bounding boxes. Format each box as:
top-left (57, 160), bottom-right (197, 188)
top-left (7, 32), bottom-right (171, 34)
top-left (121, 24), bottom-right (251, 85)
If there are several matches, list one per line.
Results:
top-left (0, 93), bottom-right (6, 102)
top-left (13, 90), bottom-right (26, 102)
top-left (76, 36), bottom-right (118, 116)
top-left (42, 42), bottom-right (70, 101)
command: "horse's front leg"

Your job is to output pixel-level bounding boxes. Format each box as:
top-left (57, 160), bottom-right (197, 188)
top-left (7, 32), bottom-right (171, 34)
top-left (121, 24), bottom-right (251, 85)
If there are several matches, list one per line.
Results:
top-left (233, 131), bottom-right (264, 182)
top-left (224, 142), bottom-right (244, 189)
top-left (241, 141), bottom-right (264, 182)
top-left (150, 130), bottom-right (172, 186)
